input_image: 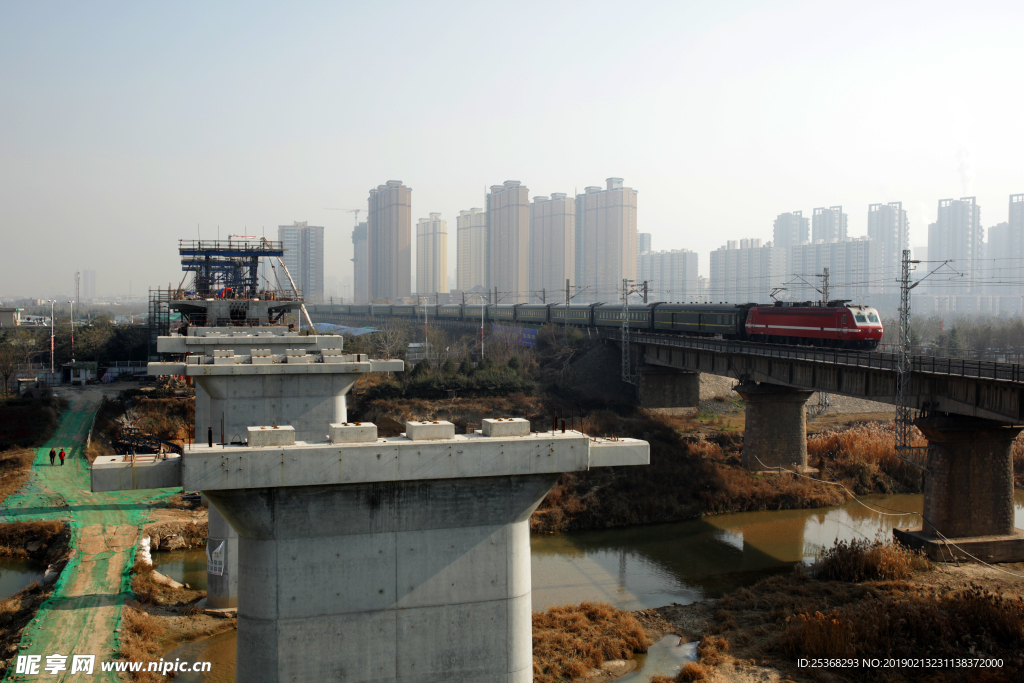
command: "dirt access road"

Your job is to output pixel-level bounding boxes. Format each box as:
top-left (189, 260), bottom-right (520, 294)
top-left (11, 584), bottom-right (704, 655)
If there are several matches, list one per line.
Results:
top-left (2, 386), bottom-right (179, 681)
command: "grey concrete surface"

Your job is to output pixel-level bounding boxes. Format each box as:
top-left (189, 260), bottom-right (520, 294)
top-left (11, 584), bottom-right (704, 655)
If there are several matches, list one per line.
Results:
top-left (482, 418), bottom-right (531, 437)
top-left (406, 420), bottom-right (457, 441)
top-left (91, 455), bottom-right (182, 491)
top-left (329, 422), bottom-right (378, 443)
top-left (247, 426), bottom-right (295, 447)
top-left (206, 474), bottom-right (555, 683)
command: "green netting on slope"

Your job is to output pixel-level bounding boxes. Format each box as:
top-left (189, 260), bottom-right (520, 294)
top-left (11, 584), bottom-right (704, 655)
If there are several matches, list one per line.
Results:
top-left (2, 399), bottom-right (179, 681)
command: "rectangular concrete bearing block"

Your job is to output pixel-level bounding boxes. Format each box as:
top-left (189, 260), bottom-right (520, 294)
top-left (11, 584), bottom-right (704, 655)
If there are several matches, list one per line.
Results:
top-left (482, 418), bottom-right (531, 438)
top-left (406, 421), bottom-right (456, 441)
top-left (285, 349), bottom-right (309, 364)
top-left (213, 349), bottom-right (237, 365)
top-left (329, 422), bottom-right (377, 443)
top-left (248, 426), bottom-right (296, 447)
top-left (251, 348), bottom-right (274, 365)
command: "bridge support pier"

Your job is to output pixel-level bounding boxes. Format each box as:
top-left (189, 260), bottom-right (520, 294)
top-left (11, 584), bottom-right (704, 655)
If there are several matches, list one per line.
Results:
top-left (638, 366), bottom-right (699, 409)
top-left (895, 415), bottom-right (1024, 563)
top-left (735, 382), bottom-right (813, 471)
top-left (207, 474), bottom-right (557, 683)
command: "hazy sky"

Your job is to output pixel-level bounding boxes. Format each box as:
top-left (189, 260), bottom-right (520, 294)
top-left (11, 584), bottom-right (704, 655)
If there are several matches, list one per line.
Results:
top-left (2, 1), bottom-right (1023, 299)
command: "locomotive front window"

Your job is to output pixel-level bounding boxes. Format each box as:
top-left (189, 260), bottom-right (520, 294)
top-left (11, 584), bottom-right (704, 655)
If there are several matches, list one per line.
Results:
top-left (855, 314), bottom-right (867, 323)
top-left (868, 314), bottom-right (880, 323)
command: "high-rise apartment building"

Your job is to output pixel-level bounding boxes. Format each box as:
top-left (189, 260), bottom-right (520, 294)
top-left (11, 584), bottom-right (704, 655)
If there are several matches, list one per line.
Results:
top-left (529, 193), bottom-right (574, 302)
top-left (416, 213), bottom-right (447, 296)
top-left (351, 222), bottom-right (368, 304)
top-left (367, 180), bottom-right (412, 302)
top-left (709, 239), bottom-right (786, 304)
top-left (575, 178), bottom-right (638, 302)
top-left (812, 206), bottom-right (848, 243)
top-left (456, 208), bottom-right (487, 292)
top-left (787, 238), bottom-right (881, 302)
top-left (636, 232), bottom-right (652, 280)
top-left (487, 181), bottom-right (530, 303)
top-left (278, 221), bottom-right (325, 303)
top-left (867, 202), bottom-right (909, 292)
top-left (928, 197), bottom-right (982, 293)
top-left (773, 211), bottom-right (809, 249)
top-left (985, 194), bottom-right (1024, 295)
top-left (638, 249), bottom-right (699, 302)
top-left (82, 270), bottom-right (96, 300)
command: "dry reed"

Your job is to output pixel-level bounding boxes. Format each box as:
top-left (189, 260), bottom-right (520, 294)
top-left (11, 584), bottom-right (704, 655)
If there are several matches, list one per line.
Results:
top-left (118, 604), bottom-right (168, 683)
top-left (813, 539), bottom-right (930, 582)
top-left (807, 422), bottom-right (925, 493)
top-left (532, 602), bottom-right (653, 683)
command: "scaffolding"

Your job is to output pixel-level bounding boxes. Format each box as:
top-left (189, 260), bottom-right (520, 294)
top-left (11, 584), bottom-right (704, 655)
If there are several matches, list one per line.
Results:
top-left (147, 288), bottom-right (172, 360)
top-left (178, 239), bottom-right (289, 300)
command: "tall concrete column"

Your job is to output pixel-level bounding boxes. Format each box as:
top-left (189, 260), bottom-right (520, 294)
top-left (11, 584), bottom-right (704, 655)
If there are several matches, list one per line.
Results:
top-left (206, 474), bottom-right (558, 683)
top-left (735, 382), bottom-right (813, 471)
top-left (638, 367), bottom-right (699, 409)
top-left (916, 415), bottom-right (1021, 538)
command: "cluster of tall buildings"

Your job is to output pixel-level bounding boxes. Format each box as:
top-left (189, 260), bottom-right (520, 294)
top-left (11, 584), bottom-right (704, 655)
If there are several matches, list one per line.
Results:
top-left (280, 187), bottom-right (1023, 314)
top-left (709, 203), bottom-right (901, 304)
top-left (352, 178), bottom-right (639, 304)
top-left (705, 194), bottom-right (1023, 309)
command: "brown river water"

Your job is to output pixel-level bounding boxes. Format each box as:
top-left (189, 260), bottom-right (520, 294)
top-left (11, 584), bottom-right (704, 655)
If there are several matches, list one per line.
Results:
top-left (156, 491), bottom-right (1024, 682)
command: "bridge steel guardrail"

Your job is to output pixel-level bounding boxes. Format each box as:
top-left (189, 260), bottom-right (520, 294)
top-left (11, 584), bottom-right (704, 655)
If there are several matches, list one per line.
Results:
top-left (608, 329), bottom-right (1024, 384)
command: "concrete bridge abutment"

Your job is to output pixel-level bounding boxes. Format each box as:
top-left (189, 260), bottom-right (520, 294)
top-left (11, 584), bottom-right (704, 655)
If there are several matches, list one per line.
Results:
top-left (895, 415), bottom-right (1024, 562)
top-left (638, 366), bottom-right (699, 409)
top-left (734, 382), bottom-right (814, 471)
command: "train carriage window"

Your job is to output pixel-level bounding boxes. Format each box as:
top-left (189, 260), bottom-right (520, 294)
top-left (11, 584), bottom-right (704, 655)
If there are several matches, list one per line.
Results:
top-left (842, 315), bottom-right (847, 325)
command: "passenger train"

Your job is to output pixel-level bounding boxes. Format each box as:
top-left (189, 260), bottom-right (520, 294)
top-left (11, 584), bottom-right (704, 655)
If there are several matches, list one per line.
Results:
top-left (307, 301), bottom-right (884, 350)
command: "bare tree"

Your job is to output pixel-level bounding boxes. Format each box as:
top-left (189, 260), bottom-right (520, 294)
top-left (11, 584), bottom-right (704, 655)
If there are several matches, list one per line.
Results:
top-left (372, 319), bottom-right (409, 360)
top-left (0, 330), bottom-right (32, 396)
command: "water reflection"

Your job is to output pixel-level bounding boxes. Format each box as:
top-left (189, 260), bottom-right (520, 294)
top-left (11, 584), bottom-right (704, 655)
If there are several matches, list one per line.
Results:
top-left (530, 491), bottom-right (1024, 611)
top-left (0, 558), bottom-right (46, 600)
top-left (152, 549), bottom-right (208, 591)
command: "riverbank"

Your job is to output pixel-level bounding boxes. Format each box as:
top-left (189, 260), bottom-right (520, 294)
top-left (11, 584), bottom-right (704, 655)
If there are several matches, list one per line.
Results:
top-left (654, 542), bottom-right (1024, 683)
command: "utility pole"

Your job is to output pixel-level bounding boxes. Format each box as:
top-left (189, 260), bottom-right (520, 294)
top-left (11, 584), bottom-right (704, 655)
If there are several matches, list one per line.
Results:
top-left (894, 250), bottom-right (958, 470)
top-left (621, 279), bottom-right (642, 385)
top-left (68, 300), bottom-right (74, 358)
top-left (820, 267), bottom-right (829, 306)
top-left (48, 300), bottom-right (55, 376)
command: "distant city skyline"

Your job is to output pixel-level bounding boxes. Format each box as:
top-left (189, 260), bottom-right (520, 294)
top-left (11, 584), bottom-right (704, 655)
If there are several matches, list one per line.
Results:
top-left (2, 3), bottom-right (1024, 298)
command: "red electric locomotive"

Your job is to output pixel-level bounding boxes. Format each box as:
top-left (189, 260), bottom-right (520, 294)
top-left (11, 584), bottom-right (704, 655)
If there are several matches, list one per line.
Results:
top-left (744, 301), bottom-right (883, 350)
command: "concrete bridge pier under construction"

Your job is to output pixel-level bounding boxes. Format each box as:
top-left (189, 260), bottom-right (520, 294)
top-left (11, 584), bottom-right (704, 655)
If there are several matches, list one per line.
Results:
top-left (94, 334), bottom-right (650, 682)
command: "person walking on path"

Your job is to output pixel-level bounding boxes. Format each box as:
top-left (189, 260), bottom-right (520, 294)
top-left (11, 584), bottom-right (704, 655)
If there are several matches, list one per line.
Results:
top-left (59, 449), bottom-right (66, 466)
top-left (49, 448), bottom-right (56, 466)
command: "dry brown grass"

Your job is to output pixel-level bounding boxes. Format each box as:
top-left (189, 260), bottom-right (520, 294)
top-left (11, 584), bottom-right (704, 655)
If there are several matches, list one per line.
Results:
top-left (532, 602), bottom-right (653, 683)
top-left (533, 409), bottom-right (847, 532)
top-left (0, 520), bottom-right (67, 559)
top-left (0, 448), bottom-right (38, 505)
top-left (808, 422), bottom-right (925, 493)
top-left (777, 584), bottom-right (1024, 675)
top-left (813, 539), bottom-right (930, 582)
top-left (118, 603), bottom-right (168, 683)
